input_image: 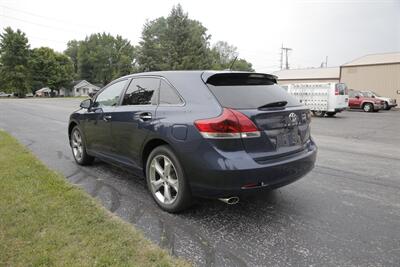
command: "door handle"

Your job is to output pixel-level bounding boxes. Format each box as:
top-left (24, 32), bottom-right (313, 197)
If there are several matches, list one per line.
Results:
top-left (103, 115), bottom-right (112, 122)
top-left (139, 112), bottom-right (152, 121)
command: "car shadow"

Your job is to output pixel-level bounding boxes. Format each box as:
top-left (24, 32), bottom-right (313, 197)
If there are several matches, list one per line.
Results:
top-left (69, 157), bottom-right (291, 266)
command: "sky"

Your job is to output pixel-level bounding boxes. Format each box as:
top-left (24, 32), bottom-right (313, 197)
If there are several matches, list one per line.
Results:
top-left (0, 0), bottom-right (399, 72)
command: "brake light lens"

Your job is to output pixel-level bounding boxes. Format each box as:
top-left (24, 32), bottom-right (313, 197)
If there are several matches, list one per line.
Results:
top-left (194, 108), bottom-right (260, 139)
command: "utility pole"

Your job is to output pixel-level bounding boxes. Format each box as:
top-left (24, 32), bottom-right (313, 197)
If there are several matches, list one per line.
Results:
top-left (280, 45), bottom-right (292, 69)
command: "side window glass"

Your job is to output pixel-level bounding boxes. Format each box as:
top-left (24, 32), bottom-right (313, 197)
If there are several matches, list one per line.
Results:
top-left (159, 80), bottom-right (183, 105)
top-left (122, 78), bottom-right (159, 105)
top-left (94, 80), bottom-right (126, 107)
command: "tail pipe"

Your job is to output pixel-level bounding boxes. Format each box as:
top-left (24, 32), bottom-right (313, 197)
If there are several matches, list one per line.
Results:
top-left (219, 197), bottom-right (240, 205)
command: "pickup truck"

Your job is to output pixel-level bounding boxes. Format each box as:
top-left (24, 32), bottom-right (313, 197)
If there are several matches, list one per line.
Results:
top-left (360, 91), bottom-right (397, 110)
top-left (348, 90), bottom-right (384, 112)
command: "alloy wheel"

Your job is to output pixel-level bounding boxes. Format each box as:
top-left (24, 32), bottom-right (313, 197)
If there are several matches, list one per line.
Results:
top-left (149, 155), bottom-right (179, 205)
top-left (364, 104), bottom-right (371, 112)
top-left (71, 129), bottom-right (83, 161)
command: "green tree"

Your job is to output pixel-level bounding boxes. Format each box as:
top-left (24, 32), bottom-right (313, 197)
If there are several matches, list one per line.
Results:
top-left (30, 47), bottom-right (74, 94)
top-left (137, 4), bottom-right (212, 71)
top-left (76, 33), bottom-right (136, 85)
top-left (211, 41), bottom-right (254, 71)
top-left (0, 27), bottom-right (31, 96)
top-left (53, 53), bottom-right (74, 92)
top-left (64, 40), bottom-right (80, 76)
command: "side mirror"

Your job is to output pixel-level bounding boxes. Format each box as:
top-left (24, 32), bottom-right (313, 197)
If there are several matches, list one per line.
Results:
top-left (371, 95), bottom-right (375, 98)
top-left (80, 99), bottom-right (92, 109)
top-left (355, 95), bottom-right (360, 99)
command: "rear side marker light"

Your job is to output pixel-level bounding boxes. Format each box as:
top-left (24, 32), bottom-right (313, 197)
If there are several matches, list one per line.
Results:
top-left (194, 108), bottom-right (261, 139)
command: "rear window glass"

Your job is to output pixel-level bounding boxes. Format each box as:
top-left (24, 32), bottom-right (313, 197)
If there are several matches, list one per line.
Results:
top-left (207, 84), bottom-right (301, 109)
top-left (335, 83), bottom-right (347, 95)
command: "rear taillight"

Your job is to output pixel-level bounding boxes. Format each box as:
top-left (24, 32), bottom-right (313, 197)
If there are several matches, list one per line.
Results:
top-left (194, 108), bottom-right (260, 139)
top-left (335, 87), bottom-right (339, 95)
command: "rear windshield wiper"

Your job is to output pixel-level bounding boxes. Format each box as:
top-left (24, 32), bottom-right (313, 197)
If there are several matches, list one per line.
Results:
top-left (258, 101), bottom-right (288, 110)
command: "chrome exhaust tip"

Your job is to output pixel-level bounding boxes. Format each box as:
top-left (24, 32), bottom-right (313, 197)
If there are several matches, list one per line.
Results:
top-left (218, 197), bottom-right (240, 205)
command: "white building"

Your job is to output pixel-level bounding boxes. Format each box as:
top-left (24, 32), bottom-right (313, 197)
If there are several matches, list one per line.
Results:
top-left (35, 87), bottom-right (52, 97)
top-left (60, 80), bottom-right (100, 97)
top-left (340, 52), bottom-right (400, 104)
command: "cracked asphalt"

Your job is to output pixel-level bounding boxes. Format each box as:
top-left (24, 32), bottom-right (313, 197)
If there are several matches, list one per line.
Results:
top-left (1, 98), bottom-right (399, 267)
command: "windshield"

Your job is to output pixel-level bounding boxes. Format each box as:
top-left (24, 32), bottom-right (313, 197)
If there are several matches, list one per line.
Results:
top-left (372, 91), bottom-right (381, 97)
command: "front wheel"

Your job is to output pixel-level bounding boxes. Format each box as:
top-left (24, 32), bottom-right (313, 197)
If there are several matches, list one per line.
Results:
top-left (146, 145), bottom-right (192, 213)
top-left (70, 126), bottom-right (94, 165)
top-left (383, 102), bottom-right (391, 110)
top-left (363, 103), bottom-right (373, 112)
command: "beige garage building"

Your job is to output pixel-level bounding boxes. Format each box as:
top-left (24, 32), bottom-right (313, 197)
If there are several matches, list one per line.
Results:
top-left (340, 52), bottom-right (400, 103)
top-left (273, 67), bottom-right (340, 85)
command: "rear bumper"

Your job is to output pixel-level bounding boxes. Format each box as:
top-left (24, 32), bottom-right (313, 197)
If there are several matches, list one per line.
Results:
top-left (184, 140), bottom-right (317, 198)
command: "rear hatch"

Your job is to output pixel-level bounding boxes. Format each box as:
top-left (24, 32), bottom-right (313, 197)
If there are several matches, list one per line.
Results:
top-left (203, 72), bottom-right (312, 163)
top-left (334, 83), bottom-right (349, 109)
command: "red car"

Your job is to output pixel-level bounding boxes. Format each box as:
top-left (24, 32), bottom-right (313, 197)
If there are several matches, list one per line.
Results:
top-left (348, 90), bottom-right (384, 112)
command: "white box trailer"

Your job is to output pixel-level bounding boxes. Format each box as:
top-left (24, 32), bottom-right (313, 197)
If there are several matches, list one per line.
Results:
top-left (281, 82), bottom-right (349, 117)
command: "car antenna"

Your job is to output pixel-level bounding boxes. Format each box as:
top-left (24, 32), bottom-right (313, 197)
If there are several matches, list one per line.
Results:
top-left (229, 56), bottom-right (238, 71)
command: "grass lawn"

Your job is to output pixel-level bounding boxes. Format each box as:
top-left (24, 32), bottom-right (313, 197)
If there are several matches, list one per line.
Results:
top-left (0, 130), bottom-right (189, 267)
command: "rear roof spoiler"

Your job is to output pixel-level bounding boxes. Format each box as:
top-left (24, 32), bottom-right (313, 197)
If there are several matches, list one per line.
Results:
top-left (201, 71), bottom-right (278, 86)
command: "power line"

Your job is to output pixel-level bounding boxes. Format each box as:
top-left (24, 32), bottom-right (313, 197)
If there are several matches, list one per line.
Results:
top-left (28, 35), bottom-right (67, 45)
top-left (0, 4), bottom-right (99, 31)
top-left (0, 14), bottom-right (84, 34)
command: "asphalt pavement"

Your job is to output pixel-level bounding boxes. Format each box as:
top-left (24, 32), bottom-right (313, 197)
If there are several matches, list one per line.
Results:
top-left (1, 98), bottom-right (399, 267)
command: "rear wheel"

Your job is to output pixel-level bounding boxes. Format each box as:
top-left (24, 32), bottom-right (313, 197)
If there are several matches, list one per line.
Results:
top-left (312, 110), bottom-right (326, 117)
top-left (146, 145), bottom-right (192, 213)
top-left (70, 126), bottom-right (94, 165)
top-left (326, 112), bottom-right (337, 117)
top-left (363, 103), bottom-right (373, 112)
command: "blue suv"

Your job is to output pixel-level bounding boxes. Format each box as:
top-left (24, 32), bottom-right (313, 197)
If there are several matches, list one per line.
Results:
top-left (68, 71), bottom-right (317, 212)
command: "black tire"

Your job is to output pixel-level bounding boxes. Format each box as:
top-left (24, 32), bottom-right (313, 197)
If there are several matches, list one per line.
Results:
top-left (363, 103), bottom-right (373, 112)
top-left (383, 102), bottom-right (391, 110)
top-left (70, 126), bottom-right (94, 165)
top-left (146, 145), bottom-right (192, 213)
top-left (326, 112), bottom-right (337, 117)
top-left (312, 110), bottom-right (326, 117)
